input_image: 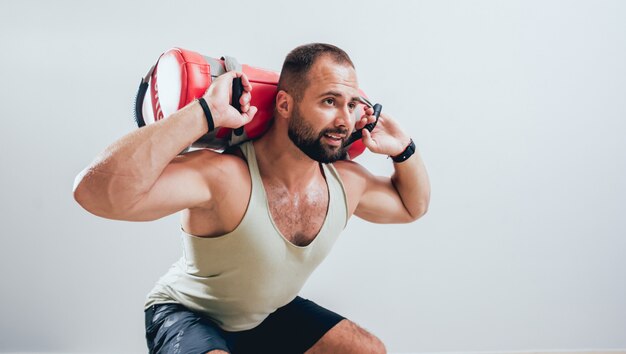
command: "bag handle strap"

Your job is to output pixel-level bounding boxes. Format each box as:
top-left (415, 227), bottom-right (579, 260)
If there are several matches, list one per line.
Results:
top-left (134, 64), bottom-right (155, 128)
top-left (222, 56), bottom-right (246, 140)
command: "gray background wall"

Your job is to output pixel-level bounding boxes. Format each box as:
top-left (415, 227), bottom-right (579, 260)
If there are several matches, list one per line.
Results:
top-left (1, 0), bottom-right (625, 353)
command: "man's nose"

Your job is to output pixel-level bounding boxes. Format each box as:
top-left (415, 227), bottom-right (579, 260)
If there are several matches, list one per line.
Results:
top-left (335, 105), bottom-right (352, 128)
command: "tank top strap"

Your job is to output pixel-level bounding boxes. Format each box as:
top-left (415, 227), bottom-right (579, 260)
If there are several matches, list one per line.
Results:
top-left (321, 162), bottom-right (349, 229)
top-left (239, 141), bottom-right (265, 201)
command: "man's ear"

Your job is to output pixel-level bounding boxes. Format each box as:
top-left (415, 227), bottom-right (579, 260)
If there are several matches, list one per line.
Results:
top-left (275, 90), bottom-right (293, 119)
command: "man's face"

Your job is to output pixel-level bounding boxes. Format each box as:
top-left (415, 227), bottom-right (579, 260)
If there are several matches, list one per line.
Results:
top-left (288, 104), bottom-right (349, 163)
top-left (287, 56), bottom-right (361, 163)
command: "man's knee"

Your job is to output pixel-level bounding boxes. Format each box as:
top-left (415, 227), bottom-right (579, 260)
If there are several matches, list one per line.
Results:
top-left (205, 350), bottom-right (229, 354)
top-left (306, 319), bottom-right (386, 354)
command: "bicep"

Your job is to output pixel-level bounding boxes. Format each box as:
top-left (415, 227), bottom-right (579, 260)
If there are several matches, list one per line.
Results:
top-left (354, 175), bottom-right (414, 223)
top-left (113, 151), bottom-right (216, 221)
top-left (337, 161), bottom-right (413, 224)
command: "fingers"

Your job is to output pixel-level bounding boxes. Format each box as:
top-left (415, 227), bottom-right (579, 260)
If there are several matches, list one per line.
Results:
top-left (354, 116), bottom-right (368, 130)
top-left (240, 91), bottom-right (252, 112)
top-left (361, 111), bottom-right (376, 125)
top-left (355, 105), bottom-right (377, 129)
top-left (241, 105), bottom-right (258, 124)
top-left (362, 128), bottom-right (378, 151)
top-left (225, 71), bottom-right (253, 93)
top-left (238, 72), bottom-right (253, 93)
top-left (213, 71), bottom-right (253, 96)
top-left (231, 72), bottom-right (252, 113)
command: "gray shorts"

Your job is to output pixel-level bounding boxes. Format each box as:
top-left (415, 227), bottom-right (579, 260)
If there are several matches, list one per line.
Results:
top-left (145, 296), bottom-right (345, 354)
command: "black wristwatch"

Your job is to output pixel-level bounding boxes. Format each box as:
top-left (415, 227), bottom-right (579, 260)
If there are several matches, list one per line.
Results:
top-left (391, 139), bottom-right (416, 163)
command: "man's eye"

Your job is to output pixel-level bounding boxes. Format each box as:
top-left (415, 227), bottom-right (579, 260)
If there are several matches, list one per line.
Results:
top-left (324, 98), bottom-right (335, 105)
top-left (348, 102), bottom-right (357, 110)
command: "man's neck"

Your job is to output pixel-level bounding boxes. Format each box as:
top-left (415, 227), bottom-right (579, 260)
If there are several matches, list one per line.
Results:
top-left (253, 127), bottom-right (323, 190)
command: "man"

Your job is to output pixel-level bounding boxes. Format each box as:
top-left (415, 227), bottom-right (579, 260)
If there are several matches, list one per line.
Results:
top-left (74, 43), bottom-right (430, 354)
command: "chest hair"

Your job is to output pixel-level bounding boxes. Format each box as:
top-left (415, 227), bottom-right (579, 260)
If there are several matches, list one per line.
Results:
top-left (264, 180), bottom-right (329, 247)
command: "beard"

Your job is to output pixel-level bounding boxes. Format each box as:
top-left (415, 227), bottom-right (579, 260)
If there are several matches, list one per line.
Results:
top-left (287, 106), bottom-right (349, 163)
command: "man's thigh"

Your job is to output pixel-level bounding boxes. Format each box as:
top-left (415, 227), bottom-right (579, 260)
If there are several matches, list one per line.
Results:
top-left (145, 304), bottom-right (230, 354)
top-left (305, 319), bottom-right (387, 354)
top-left (225, 296), bottom-right (346, 354)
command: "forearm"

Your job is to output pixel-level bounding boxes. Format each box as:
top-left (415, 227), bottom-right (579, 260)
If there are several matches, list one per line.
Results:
top-left (390, 148), bottom-right (431, 220)
top-left (73, 101), bottom-right (209, 212)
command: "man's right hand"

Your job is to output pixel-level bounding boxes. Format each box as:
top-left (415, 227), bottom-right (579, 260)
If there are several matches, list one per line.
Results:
top-left (203, 71), bottom-right (258, 130)
top-left (73, 71), bottom-right (257, 223)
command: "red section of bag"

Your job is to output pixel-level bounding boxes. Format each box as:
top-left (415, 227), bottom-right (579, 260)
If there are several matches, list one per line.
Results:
top-left (141, 47), bottom-right (366, 159)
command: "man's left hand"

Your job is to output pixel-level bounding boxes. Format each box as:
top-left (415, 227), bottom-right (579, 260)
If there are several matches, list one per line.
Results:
top-left (356, 107), bottom-right (411, 157)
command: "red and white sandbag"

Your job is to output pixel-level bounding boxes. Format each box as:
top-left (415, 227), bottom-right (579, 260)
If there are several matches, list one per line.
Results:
top-left (134, 47), bottom-right (369, 158)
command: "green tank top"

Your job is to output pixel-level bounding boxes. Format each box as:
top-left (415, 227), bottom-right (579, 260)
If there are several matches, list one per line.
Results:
top-left (145, 141), bottom-right (348, 331)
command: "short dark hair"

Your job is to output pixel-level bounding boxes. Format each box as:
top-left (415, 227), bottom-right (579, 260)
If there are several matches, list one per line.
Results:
top-left (278, 43), bottom-right (355, 102)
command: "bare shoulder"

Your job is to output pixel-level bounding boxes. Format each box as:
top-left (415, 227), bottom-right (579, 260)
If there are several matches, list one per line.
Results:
top-left (180, 148), bottom-right (249, 182)
top-left (167, 148), bottom-right (251, 212)
top-left (331, 160), bottom-right (370, 215)
top-left (332, 159), bottom-right (370, 185)
top-left (180, 147), bottom-right (252, 236)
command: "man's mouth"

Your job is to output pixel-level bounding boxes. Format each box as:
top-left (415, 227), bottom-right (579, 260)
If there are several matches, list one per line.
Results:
top-left (322, 131), bottom-right (347, 147)
top-left (324, 133), bottom-right (345, 141)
